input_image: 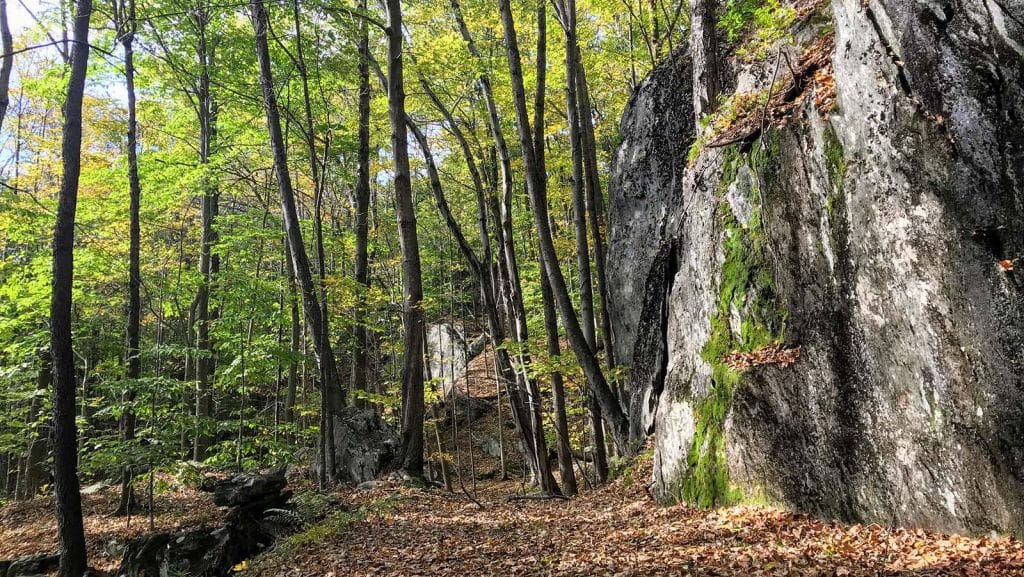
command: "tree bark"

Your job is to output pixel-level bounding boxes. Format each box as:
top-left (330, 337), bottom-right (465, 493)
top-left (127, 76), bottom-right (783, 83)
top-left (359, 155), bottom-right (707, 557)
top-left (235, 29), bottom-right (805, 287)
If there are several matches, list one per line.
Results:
top-left (352, 0), bottom-right (372, 408)
top-left (385, 0), bottom-right (426, 477)
top-left (690, 0), bottom-right (720, 123)
top-left (50, 0), bottom-right (91, 571)
top-left (250, 0), bottom-right (345, 421)
top-left (192, 4), bottom-right (218, 461)
top-left (116, 0), bottom-right (141, 514)
top-left (0, 0), bottom-right (13, 133)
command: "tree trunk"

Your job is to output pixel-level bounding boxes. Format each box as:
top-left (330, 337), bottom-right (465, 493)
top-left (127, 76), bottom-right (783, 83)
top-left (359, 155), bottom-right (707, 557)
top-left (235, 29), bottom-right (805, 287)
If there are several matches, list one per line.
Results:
top-left (385, 0), bottom-right (426, 477)
top-left (291, 0), bottom-right (337, 480)
top-left (574, 46), bottom-right (614, 369)
top-left (352, 0), bottom-right (372, 408)
top-left (449, 0), bottom-right (558, 491)
top-left (285, 239), bottom-right (300, 424)
top-left (497, 0), bottom-right (631, 454)
top-left (559, 13), bottom-right (610, 482)
top-left (250, 0), bottom-right (345, 420)
top-left (540, 259), bottom-right (577, 495)
top-left (116, 0), bottom-right (141, 513)
top-left (690, 0), bottom-right (720, 123)
top-left (561, 6), bottom-right (597, 354)
top-left (527, 2), bottom-right (563, 495)
top-left (415, 69), bottom-right (558, 493)
top-left (192, 5), bottom-right (218, 462)
top-left (50, 0), bottom-right (91, 571)
top-left (0, 0), bottom-right (13, 133)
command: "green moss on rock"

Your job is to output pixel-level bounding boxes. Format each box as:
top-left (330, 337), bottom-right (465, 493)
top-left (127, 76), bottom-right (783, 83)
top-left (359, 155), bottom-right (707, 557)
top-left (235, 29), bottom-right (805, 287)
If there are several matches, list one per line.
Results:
top-left (676, 137), bottom-right (787, 508)
top-left (823, 125), bottom-right (847, 221)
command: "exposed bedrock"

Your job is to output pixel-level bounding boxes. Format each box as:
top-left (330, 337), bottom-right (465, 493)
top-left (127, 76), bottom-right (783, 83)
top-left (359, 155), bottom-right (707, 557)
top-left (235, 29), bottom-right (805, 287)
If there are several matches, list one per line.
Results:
top-left (608, 0), bottom-right (1024, 534)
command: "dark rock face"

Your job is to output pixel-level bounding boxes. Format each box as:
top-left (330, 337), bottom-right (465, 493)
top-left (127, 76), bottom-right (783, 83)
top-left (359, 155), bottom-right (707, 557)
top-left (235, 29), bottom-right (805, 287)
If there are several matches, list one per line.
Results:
top-left (203, 468), bottom-right (290, 510)
top-left (121, 470), bottom-right (292, 576)
top-left (607, 45), bottom-right (694, 371)
top-left (2, 553), bottom-right (59, 577)
top-left (609, 0), bottom-right (1024, 534)
top-left (323, 407), bottom-right (397, 484)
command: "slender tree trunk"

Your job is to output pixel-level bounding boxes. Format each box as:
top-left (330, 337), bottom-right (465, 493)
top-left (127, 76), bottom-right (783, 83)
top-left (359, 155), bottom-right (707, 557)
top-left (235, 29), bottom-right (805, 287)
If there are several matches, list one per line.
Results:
top-left (285, 240), bottom-right (300, 424)
top-left (24, 348), bottom-right (51, 499)
top-left (690, 0), bottom-right (720, 123)
top-left (449, 0), bottom-right (557, 491)
top-left (352, 0), bottom-right (372, 408)
top-left (557, 3), bottom-right (609, 482)
top-left (116, 0), bottom-right (141, 513)
top-left (384, 0), bottom-right (426, 477)
top-left (540, 259), bottom-right (577, 495)
top-left (534, 2), bottom-right (575, 494)
top-left (250, 0), bottom-right (345, 421)
top-left (0, 0), bottom-right (13, 133)
top-left (650, 0), bottom-right (661, 60)
top-left (497, 0), bottom-right (630, 454)
top-left (50, 0), bottom-right (91, 571)
top-left (192, 5), bottom-right (218, 461)
top-left (417, 68), bottom-right (560, 491)
top-left (575, 49), bottom-right (613, 479)
top-left (561, 8), bottom-right (597, 353)
top-left (575, 49), bottom-right (615, 369)
top-left (291, 0), bottom-right (337, 480)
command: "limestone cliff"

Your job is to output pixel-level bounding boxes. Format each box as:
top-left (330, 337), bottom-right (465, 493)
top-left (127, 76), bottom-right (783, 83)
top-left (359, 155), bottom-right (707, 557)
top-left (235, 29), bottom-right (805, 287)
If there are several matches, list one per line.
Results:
top-left (608, 0), bottom-right (1024, 534)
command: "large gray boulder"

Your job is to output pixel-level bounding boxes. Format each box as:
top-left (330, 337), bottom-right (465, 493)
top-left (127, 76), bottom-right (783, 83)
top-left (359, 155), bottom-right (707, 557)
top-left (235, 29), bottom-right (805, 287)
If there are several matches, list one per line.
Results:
top-left (424, 323), bottom-right (486, 396)
top-left (609, 0), bottom-right (1024, 534)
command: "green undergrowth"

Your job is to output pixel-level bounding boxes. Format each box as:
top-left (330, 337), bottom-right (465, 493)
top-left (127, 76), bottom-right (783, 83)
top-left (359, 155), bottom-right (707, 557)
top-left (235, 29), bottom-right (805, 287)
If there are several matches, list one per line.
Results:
top-left (720, 0), bottom-right (797, 60)
top-left (675, 140), bottom-right (787, 509)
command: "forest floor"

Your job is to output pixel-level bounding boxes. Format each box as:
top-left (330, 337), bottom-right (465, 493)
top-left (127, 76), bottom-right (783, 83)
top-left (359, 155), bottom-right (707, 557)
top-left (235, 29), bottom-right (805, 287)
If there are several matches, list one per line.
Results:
top-left (0, 481), bottom-right (223, 572)
top-left (247, 349), bottom-right (1024, 576)
top-left (3, 349), bottom-right (1024, 575)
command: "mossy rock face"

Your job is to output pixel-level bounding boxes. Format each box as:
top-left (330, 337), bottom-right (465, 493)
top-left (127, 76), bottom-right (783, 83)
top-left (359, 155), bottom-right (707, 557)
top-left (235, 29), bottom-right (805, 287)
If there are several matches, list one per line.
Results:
top-left (611, 0), bottom-right (1024, 534)
top-left (673, 138), bottom-right (787, 509)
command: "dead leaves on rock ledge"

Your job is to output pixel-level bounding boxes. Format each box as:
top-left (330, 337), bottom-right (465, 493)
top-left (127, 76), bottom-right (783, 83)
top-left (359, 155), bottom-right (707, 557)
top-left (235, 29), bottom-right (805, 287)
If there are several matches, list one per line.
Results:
top-left (723, 343), bottom-right (801, 372)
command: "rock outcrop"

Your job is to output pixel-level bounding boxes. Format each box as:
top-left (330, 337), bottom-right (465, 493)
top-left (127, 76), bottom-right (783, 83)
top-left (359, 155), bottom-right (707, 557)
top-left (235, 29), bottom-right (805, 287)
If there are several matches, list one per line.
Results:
top-left (0, 553), bottom-right (59, 577)
top-left (322, 407), bottom-right (398, 484)
top-left (121, 470), bottom-right (293, 576)
top-left (609, 0), bottom-right (1024, 534)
